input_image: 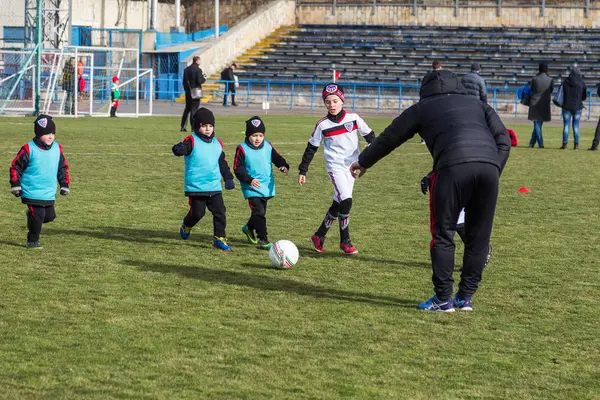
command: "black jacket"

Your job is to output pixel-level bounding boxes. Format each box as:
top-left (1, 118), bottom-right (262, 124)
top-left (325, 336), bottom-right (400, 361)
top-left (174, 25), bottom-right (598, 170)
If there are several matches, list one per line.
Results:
top-left (561, 70), bottom-right (587, 114)
top-left (182, 64), bottom-right (206, 95)
top-left (359, 70), bottom-right (510, 173)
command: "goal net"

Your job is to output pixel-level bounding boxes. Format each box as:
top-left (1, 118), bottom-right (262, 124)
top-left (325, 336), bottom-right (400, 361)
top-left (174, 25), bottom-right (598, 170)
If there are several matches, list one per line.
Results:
top-left (0, 46), bottom-right (152, 117)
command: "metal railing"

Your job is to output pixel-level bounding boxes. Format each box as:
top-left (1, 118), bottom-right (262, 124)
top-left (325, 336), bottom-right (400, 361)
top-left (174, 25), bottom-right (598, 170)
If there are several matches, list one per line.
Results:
top-left (296, 0), bottom-right (598, 18)
top-left (152, 78), bottom-right (600, 119)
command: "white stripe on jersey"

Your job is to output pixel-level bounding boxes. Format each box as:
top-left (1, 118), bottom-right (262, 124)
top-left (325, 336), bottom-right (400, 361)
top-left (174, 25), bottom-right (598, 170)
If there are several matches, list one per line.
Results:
top-left (308, 111), bottom-right (372, 172)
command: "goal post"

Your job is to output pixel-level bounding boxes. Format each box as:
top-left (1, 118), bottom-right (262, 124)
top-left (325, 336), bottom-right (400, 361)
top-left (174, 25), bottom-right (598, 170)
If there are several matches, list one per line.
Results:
top-left (0, 45), bottom-right (152, 117)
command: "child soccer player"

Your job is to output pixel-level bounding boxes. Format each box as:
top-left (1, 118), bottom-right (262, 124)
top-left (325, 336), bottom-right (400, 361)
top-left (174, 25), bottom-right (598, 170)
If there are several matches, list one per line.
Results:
top-left (9, 115), bottom-right (71, 249)
top-left (298, 83), bottom-right (376, 254)
top-left (234, 116), bottom-right (289, 250)
top-left (172, 107), bottom-right (235, 251)
top-left (110, 76), bottom-right (120, 118)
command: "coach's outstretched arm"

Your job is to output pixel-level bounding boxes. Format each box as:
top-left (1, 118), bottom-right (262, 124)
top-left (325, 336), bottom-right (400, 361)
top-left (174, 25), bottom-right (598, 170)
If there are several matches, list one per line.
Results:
top-left (351, 105), bottom-right (420, 177)
top-left (483, 103), bottom-right (511, 174)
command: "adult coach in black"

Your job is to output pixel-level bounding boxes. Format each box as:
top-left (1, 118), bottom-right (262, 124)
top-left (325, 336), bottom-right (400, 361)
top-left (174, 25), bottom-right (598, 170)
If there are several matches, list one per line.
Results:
top-left (350, 70), bottom-right (511, 312)
top-left (180, 56), bottom-right (206, 132)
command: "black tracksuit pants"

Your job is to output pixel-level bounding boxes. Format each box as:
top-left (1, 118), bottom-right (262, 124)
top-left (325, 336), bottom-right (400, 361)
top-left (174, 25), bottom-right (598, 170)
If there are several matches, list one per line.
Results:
top-left (429, 162), bottom-right (499, 301)
top-left (247, 197), bottom-right (270, 241)
top-left (183, 194), bottom-right (226, 238)
top-left (26, 204), bottom-right (56, 242)
top-left (180, 95), bottom-right (200, 130)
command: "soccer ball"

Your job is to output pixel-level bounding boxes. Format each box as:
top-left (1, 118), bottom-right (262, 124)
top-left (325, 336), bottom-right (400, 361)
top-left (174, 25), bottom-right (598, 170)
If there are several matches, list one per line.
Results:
top-left (269, 240), bottom-right (299, 269)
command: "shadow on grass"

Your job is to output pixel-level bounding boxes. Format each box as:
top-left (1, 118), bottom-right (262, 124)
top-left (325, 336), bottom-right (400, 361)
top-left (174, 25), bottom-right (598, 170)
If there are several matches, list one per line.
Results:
top-left (0, 240), bottom-right (26, 248)
top-left (122, 259), bottom-right (417, 308)
top-left (296, 244), bottom-right (430, 269)
top-left (44, 226), bottom-right (248, 246)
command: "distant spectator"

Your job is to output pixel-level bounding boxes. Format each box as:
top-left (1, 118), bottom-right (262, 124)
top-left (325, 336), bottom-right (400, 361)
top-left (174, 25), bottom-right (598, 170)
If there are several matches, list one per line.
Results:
top-left (528, 63), bottom-right (554, 148)
top-left (180, 56), bottom-right (206, 132)
top-left (588, 84), bottom-right (600, 150)
top-left (560, 67), bottom-right (587, 150)
top-left (462, 62), bottom-right (487, 103)
top-left (61, 58), bottom-right (75, 115)
top-left (221, 63), bottom-right (238, 107)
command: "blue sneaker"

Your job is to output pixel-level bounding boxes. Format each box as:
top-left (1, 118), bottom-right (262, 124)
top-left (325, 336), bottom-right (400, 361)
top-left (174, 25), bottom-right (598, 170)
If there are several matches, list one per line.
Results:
top-left (242, 224), bottom-right (258, 245)
top-left (213, 236), bottom-right (232, 251)
top-left (26, 241), bottom-right (43, 249)
top-left (180, 222), bottom-right (192, 240)
top-left (417, 295), bottom-right (455, 312)
top-left (453, 295), bottom-right (473, 311)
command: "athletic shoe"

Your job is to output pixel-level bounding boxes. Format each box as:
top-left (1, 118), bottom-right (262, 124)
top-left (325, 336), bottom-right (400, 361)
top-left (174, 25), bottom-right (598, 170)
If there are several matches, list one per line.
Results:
top-left (26, 241), bottom-right (43, 249)
top-left (453, 294), bottom-right (473, 311)
top-left (257, 239), bottom-right (273, 250)
top-left (340, 239), bottom-right (358, 255)
top-left (310, 235), bottom-right (325, 253)
top-left (180, 222), bottom-right (192, 240)
top-left (213, 237), bottom-right (232, 251)
top-left (417, 295), bottom-right (455, 312)
top-left (485, 244), bottom-right (492, 267)
top-left (242, 224), bottom-right (258, 245)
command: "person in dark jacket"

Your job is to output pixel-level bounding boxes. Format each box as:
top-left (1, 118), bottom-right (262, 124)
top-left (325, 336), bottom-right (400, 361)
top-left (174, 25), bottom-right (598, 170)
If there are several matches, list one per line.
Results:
top-left (461, 62), bottom-right (487, 103)
top-left (9, 115), bottom-right (71, 249)
top-left (61, 58), bottom-right (76, 115)
top-left (180, 56), bottom-right (207, 132)
top-left (528, 63), bottom-right (554, 148)
top-left (349, 70), bottom-right (511, 312)
top-left (560, 67), bottom-right (587, 150)
top-left (588, 84), bottom-right (600, 150)
top-left (221, 63), bottom-right (238, 107)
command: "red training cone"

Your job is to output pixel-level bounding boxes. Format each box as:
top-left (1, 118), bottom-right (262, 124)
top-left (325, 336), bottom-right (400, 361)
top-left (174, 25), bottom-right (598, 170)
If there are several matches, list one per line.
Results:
top-left (517, 187), bottom-right (531, 193)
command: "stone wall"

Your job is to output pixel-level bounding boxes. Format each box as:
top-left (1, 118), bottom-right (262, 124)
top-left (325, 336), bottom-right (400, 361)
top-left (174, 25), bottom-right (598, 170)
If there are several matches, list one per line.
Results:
top-left (188, 0), bottom-right (295, 77)
top-left (183, 0), bottom-right (274, 33)
top-left (296, 5), bottom-right (600, 28)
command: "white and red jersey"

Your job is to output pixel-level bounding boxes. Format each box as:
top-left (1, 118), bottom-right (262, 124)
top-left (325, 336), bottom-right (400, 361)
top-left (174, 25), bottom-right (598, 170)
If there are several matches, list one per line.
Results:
top-left (309, 110), bottom-right (373, 171)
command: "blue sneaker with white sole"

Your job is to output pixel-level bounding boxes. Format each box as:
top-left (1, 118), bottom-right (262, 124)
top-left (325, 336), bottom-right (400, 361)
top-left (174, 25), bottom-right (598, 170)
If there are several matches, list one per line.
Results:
top-left (417, 295), bottom-right (455, 312)
top-left (453, 295), bottom-right (473, 311)
top-left (213, 236), bottom-right (232, 251)
top-left (180, 222), bottom-right (192, 240)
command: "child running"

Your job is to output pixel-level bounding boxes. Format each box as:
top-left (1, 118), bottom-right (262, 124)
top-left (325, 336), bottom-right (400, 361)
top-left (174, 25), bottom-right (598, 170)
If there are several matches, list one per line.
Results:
top-left (9, 114), bottom-right (71, 249)
top-left (298, 83), bottom-right (376, 254)
top-left (172, 107), bottom-right (235, 251)
top-left (234, 116), bottom-right (289, 250)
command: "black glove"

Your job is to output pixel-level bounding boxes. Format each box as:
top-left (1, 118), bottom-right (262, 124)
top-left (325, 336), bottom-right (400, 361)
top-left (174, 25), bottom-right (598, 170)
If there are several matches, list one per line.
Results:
top-left (420, 175), bottom-right (430, 195)
top-left (172, 142), bottom-right (185, 155)
top-left (225, 179), bottom-right (235, 190)
top-left (60, 187), bottom-right (70, 196)
top-left (11, 186), bottom-right (22, 197)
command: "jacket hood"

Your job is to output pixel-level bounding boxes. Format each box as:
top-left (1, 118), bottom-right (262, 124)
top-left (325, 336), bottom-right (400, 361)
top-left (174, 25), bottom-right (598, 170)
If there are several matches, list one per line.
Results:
top-left (420, 70), bottom-right (467, 99)
top-left (565, 68), bottom-right (583, 87)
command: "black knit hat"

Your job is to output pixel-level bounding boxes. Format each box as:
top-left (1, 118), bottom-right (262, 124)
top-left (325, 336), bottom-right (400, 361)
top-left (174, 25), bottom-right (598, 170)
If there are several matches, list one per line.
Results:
top-left (192, 107), bottom-right (215, 131)
top-left (245, 116), bottom-right (265, 137)
top-left (34, 114), bottom-right (56, 137)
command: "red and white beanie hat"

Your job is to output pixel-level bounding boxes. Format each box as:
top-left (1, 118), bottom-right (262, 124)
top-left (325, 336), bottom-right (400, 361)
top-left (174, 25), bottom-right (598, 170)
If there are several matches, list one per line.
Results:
top-left (322, 83), bottom-right (345, 103)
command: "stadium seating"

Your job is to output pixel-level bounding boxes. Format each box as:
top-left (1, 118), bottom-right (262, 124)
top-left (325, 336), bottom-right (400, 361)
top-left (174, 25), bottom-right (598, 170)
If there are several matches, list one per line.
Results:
top-left (237, 25), bottom-right (600, 88)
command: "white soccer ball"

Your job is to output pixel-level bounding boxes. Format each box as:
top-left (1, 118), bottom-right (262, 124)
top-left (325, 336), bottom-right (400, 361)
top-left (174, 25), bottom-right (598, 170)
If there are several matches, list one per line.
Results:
top-left (269, 240), bottom-right (299, 269)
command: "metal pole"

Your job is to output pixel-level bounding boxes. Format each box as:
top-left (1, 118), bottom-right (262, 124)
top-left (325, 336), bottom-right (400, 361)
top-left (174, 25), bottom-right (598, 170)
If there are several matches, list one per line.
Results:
top-left (147, 0), bottom-right (151, 30)
top-left (497, 0), bottom-right (502, 17)
top-left (89, 53), bottom-right (94, 116)
top-left (175, 0), bottom-right (181, 28)
top-left (35, 0), bottom-right (42, 116)
top-left (585, 0), bottom-right (590, 18)
top-left (68, 0), bottom-right (73, 45)
top-left (372, 0), bottom-right (376, 16)
top-left (455, 0), bottom-right (459, 17)
top-left (332, 0), bottom-right (336, 16)
top-left (152, 0), bottom-right (158, 30)
top-left (215, 0), bottom-right (219, 38)
top-left (541, 0), bottom-right (545, 17)
top-left (412, 0), bottom-right (417, 16)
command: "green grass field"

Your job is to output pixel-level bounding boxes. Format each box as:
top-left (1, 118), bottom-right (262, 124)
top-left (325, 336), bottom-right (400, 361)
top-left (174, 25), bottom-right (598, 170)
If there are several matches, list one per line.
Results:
top-left (1, 115), bottom-right (599, 399)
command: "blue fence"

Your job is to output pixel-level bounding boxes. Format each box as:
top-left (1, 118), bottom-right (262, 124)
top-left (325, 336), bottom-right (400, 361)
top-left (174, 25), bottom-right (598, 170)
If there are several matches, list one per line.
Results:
top-left (155, 26), bottom-right (228, 50)
top-left (152, 78), bottom-right (600, 119)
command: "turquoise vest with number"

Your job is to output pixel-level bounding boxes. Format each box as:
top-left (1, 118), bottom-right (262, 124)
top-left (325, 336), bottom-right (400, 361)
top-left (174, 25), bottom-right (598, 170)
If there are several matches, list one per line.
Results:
top-left (184, 135), bottom-right (222, 193)
top-left (240, 140), bottom-right (275, 199)
top-left (21, 141), bottom-right (60, 201)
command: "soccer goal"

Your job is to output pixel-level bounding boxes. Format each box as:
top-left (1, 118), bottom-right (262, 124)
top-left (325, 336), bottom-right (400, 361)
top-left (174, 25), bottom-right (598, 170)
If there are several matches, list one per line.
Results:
top-left (0, 46), bottom-right (153, 117)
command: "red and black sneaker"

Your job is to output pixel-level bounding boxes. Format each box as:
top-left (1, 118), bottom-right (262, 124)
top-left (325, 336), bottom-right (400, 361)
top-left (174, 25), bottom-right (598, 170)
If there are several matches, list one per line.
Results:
top-left (310, 235), bottom-right (325, 253)
top-left (340, 239), bottom-right (358, 255)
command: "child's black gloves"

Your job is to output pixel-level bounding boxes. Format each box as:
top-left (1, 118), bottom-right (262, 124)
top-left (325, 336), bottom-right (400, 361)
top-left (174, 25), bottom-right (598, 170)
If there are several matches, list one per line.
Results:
top-left (225, 180), bottom-right (235, 190)
top-left (172, 142), bottom-right (185, 155)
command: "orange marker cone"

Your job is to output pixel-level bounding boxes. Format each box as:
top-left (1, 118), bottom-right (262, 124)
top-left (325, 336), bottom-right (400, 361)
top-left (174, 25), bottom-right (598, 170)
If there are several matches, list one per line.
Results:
top-left (517, 187), bottom-right (531, 193)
